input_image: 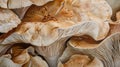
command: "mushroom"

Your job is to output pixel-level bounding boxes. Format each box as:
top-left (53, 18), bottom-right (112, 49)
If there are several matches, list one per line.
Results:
top-left (35, 38), bottom-right (68, 67)
top-left (0, 0), bottom-right (111, 46)
top-left (0, 42), bottom-right (49, 67)
top-left (0, 8), bottom-right (21, 33)
top-left (0, 0), bottom-right (53, 9)
top-left (58, 54), bottom-right (103, 67)
top-left (65, 32), bottom-right (120, 67)
top-left (11, 46), bottom-right (31, 64)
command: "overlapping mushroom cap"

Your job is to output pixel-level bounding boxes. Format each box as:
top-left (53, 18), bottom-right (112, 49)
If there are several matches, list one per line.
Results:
top-left (0, 8), bottom-right (21, 33)
top-left (58, 54), bottom-right (103, 67)
top-left (0, 0), bottom-right (53, 9)
top-left (0, 0), bottom-right (112, 46)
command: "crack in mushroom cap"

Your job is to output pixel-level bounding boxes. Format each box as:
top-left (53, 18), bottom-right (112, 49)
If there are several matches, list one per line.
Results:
top-left (0, 0), bottom-right (111, 46)
top-left (0, 8), bottom-right (21, 33)
top-left (67, 32), bottom-right (120, 67)
top-left (0, 0), bottom-right (53, 9)
top-left (58, 54), bottom-right (103, 67)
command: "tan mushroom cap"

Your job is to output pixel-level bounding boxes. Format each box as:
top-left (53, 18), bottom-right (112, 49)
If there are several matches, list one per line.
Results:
top-left (0, 8), bottom-right (21, 33)
top-left (69, 35), bottom-right (100, 49)
top-left (11, 48), bottom-right (30, 64)
top-left (67, 32), bottom-right (120, 67)
top-left (0, 0), bottom-right (111, 46)
top-left (0, 0), bottom-right (53, 9)
top-left (58, 54), bottom-right (103, 67)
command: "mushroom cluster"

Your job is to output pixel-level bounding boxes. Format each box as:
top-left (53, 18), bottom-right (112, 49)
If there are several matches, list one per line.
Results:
top-left (0, 0), bottom-right (119, 67)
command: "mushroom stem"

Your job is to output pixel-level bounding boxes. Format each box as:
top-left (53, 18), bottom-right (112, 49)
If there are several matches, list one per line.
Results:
top-left (35, 37), bottom-right (68, 67)
top-left (45, 56), bottom-right (58, 67)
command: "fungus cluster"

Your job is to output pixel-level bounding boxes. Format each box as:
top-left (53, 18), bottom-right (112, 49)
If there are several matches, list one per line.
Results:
top-left (0, 0), bottom-right (119, 67)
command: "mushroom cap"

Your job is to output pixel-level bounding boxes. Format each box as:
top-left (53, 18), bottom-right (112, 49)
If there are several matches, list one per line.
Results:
top-left (23, 56), bottom-right (49, 67)
top-left (69, 35), bottom-right (100, 49)
top-left (0, 8), bottom-right (21, 33)
top-left (0, 0), bottom-right (53, 9)
top-left (11, 49), bottom-right (30, 64)
top-left (58, 54), bottom-right (103, 67)
top-left (0, 0), bottom-right (111, 46)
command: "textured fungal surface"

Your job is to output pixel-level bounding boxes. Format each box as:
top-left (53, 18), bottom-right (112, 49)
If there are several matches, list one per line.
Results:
top-left (0, 0), bottom-right (119, 67)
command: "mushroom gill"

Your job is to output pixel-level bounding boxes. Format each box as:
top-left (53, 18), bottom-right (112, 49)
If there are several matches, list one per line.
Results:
top-left (35, 38), bottom-right (68, 67)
